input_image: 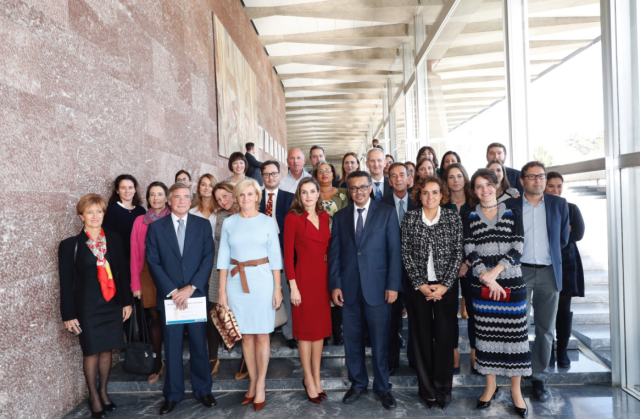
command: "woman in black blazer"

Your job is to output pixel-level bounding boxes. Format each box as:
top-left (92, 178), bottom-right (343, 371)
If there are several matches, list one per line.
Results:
top-left (545, 172), bottom-right (586, 368)
top-left (59, 194), bottom-right (133, 418)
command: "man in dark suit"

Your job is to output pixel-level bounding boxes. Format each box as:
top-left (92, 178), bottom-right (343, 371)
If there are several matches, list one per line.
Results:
top-left (487, 142), bottom-right (524, 195)
top-left (506, 161), bottom-right (569, 402)
top-left (329, 171), bottom-right (403, 410)
top-left (380, 162), bottom-right (419, 375)
top-left (258, 160), bottom-right (296, 348)
top-left (145, 183), bottom-right (217, 415)
top-left (366, 148), bottom-right (393, 202)
top-left (245, 142), bottom-right (264, 186)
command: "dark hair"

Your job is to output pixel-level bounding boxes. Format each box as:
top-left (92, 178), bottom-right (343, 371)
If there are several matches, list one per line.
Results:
top-left (440, 151), bottom-right (462, 177)
top-left (108, 174), bottom-right (142, 206)
top-left (412, 175), bottom-right (444, 207)
top-left (145, 181), bottom-right (169, 209)
top-left (385, 154), bottom-right (395, 162)
top-left (388, 162), bottom-right (408, 176)
top-left (245, 142), bottom-right (255, 152)
top-left (175, 170), bottom-right (191, 182)
top-left (372, 139), bottom-right (379, 144)
top-left (486, 142), bottom-right (507, 156)
top-left (340, 152), bottom-right (360, 182)
top-left (520, 161), bottom-right (547, 179)
top-left (228, 151), bottom-right (249, 173)
top-left (312, 161), bottom-right (337, 183)
top-left (470, 169), bottom-right (499, 206)
top-left (547, 171), bottom-right (564, 182)
top-left (486, 159), bottom-right (511, 195)
top-left (405, 161), bottom-right (416, 171)
top-left (309, 145), bottom-right (325, 157)
top-left (347, 170), bottom-right (372, 187)
top-left (260, 160), bottom-right (281, 174)
top-left (441, 163), bottom-right (472, 205)
top-left (289, 177), bottom-right (323, 216)
top-left (416, 157), bottom-right (436, 177)
top-left (416, 146), bottom-right (439, 168)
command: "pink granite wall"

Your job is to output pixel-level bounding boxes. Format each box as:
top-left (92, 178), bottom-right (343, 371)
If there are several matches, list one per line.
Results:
top-left (0, 0), bottom-right (286, 417)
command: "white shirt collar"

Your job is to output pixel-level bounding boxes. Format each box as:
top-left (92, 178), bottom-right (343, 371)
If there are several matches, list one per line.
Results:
top-left (171, 212), bottom-right (188, 224)
top-left (421, 206), bottom-right (441, 226)
top-left (263, 186), bottom-right (279, 197)
top-left (354, 197), bottom-right (372, 214)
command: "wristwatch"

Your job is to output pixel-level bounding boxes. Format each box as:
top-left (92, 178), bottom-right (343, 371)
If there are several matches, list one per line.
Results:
top-left (191, 285), bottom-right (196, 290)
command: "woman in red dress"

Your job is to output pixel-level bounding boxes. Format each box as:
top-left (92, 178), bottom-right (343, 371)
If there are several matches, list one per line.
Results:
top-left (284, 177), bottom-right (332, 404)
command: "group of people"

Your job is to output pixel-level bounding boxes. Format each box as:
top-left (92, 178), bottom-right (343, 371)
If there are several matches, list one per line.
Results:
top-left (58, 141), bottom-right (586, 418)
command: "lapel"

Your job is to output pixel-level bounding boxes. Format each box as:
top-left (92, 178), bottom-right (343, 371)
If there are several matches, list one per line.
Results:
top-left (259, 192), bottom-right (266, 214)
top-left (162, 215), bottom-right (182, 260)
top-left (275, 189), bottom-right (286, 218)
top-left (543, 193), bottom-right (554, 238)
top-left (345, 203), bottom-right (357, 245)
top-left (358, 199), bottom-right (379, 249)
top-left (182, 213), bottom-right (198, 257)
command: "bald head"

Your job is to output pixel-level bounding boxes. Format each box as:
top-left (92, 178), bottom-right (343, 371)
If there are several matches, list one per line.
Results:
top-left (287, 147), bottom-right (306, 175)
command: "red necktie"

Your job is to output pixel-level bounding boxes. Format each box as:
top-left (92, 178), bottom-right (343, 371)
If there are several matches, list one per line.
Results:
top-left (266, 193), bottom-right (274, 217)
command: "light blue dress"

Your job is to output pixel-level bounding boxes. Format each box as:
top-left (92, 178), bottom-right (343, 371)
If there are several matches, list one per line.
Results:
top-left (217, 213), bottom-right (283, 334)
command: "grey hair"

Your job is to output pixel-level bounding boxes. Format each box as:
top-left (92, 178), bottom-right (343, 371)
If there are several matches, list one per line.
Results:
top-left (367, 147), bottom-right (384, 160)
top-left (168, 183), bottom-right (191, 200)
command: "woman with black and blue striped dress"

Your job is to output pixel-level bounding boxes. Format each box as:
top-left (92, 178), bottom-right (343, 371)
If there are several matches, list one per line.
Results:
top-left (461, 169), bottom-right (531, 418)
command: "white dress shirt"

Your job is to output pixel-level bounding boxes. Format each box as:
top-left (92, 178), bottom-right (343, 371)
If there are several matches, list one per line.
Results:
top-left (353, 198), bottom-right (372, 230)
top-left (421, 206), bottom-right (441, 283)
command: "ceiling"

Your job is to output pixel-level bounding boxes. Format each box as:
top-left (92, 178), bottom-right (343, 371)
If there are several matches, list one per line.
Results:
top-left (243, 0), bottom-right (602, 163)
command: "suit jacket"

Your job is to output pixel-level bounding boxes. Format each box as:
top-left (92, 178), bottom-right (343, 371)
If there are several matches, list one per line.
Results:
top-left (58, 229), bottom-right (133, 322)
top-left (369, 176), bottom-right (393, 201)
top-left (506, 166), bottom-right (524, 195)
top-left (562, 203), bottom-right (585, 297)
top-left (506, 193), bottom-right (570, 290)
top-left (328, 199), bottom-right (403, 306)
top-left (245, 152), bottom-right (264, 186)
top-left (259, 188), bottom-right (294, 251)
top-left (145, 214), bottom-right (215, 310)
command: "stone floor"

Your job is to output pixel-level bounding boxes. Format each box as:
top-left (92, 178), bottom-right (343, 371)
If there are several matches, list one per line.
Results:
top-left (63, 385), bottom-right (640, 419)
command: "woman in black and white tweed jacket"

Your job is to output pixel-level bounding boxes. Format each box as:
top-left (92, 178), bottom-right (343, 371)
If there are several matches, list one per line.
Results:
top-left (401, 175), bottom-right (463, 410)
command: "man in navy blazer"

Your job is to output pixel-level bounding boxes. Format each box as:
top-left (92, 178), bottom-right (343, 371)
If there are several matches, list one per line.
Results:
top-left (506, 161), bottom-right (569, 402)
top-left (329, 171), bottom-right (402, 410)
top-left (258, 160), bottom-right (297, 348)
top-left (245, 142), bottom-right (264, 186)
top-left (487, 142), bottom-right (524, 195)
top-left (146, 183), bottom-right (216, 415)
top-left (366, 148), bottom-right (393, 202)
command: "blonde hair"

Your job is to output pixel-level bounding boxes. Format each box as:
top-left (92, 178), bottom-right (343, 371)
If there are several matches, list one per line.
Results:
top-left (76, 194), bottom-right (107, 215)
top-left (232, 178), bottom-right (262, 212)
top-left (191, 173), bottom-right (217, 211)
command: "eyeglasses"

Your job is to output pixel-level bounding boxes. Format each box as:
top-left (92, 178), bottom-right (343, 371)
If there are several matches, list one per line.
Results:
top-left (317, 169), bottom-right (332, 175)
top-left (262, 172), bottom-right (280, 178)
top-left (524, 174), bottom-right (546, 180)
top-left (176, 177), bottom-right (190, 183)
top-left (348, 185), bottom-right (371, 193)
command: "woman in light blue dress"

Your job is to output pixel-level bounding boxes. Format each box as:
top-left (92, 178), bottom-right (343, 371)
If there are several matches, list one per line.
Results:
top-left (217, 179), bottom-right (283, 411)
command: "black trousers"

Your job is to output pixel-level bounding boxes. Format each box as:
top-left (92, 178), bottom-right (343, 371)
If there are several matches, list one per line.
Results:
top-left (388, 292), bottom-right (404, 368)
top-left (406, 282), bottom-right (458, 403)
top-left (459, 276), bottom-right (476, 349)
top-left (331, 306), bottom-right (343, 344)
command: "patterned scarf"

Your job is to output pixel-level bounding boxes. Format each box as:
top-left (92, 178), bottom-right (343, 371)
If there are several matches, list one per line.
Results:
top-left (85, 229), bottom-right (116, 302)
top-left (143, 206), bottom-right (170, 225)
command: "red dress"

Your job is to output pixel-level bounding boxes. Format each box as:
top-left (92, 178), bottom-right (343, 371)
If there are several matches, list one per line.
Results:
top-left (284, 211), bottom-right (332, 341)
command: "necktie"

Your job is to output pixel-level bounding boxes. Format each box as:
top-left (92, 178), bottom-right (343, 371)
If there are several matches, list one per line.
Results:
top-left (355, 208), bottom-right (365, 247)
top-left (266, 193), bottom-right (274, 217)
top-left (374, 182), bottom-right (382, 201)
top-left (177, 218), bottom-right (185, 256)
top-left (398, 200), bottom-right (405, 226)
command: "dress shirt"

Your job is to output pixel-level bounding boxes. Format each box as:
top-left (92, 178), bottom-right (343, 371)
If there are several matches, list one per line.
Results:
top-left (421, 206), bottom-right (441, 283)
top-left (263, 187), bottom-right (279, 219)
top-left (392, 192), bottom-right (409, 225)
top-left (167, 212), bottom-right (193, 297)
top-left (279, 169), bottom-right (311, 194)
top-left (521, 194), bottom-right (552, 265)
top-left (353, 198), bottom-right (372, 231)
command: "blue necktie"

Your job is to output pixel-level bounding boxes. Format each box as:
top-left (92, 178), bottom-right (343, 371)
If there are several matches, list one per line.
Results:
top-left (398, 200), bottom-right (405, 226)
top-left (177, 218), bottom-right (185, 256)
top-left (374, 182), bottom-right (382, 201)
top-left (355, 208), bottom-right (365, 247)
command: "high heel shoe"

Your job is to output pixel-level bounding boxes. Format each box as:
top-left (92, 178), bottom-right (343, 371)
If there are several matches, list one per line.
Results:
top-left (148, 360), bottom-right (165, 384)
top-left (209, 358), bottom-right (220, 375)
top-left (253, 400), bottom-right (266, 411)
top-left (101, 400), bottom-right (116, 412)
top-left (476, 385), bottom-right (499, 409)
top-left (318, 391), bottom-right (328, 399)
top-left (511, 391), bottom-right (528, 418)
top-left (302, 379), bottom-right (322, 404)
top-left (241, 394), bottom-right (255, 405)
top-left (425, 399), bottom-right (437, 409)
top-left (87, 400), bottom-right (106, 418)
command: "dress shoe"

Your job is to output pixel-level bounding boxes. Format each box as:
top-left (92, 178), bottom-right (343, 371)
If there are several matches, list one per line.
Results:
top-left (476, 385), bottom-right (499, 409)
top-left (286, 338), bottom-right (298, 349)
top-left (318, 392), bottom-right (328, 399)
top-left (377, 392), bottom-right (397, 410)
top-left (532, 380), bottom-right (550, 402)
top-left (511, 391), bottom-right (528, 418)
top-left (159, 399), bottom-right (177, 415)
top-left (253, 400), bottom-right (266, 411)
top-left (388, 366), bottom-right (397, 376)
top-left (342, 388), bottom-right (366, 404)
top-left (199, 394), bottom-right (217, 408)
top-left (241, 396), bottom-right (254, 405)
top-left (425, 399), bottom-right (437, 409)
top-left (101, 400), bottom-right (116, 412)
top-left (148, 360), bottom-right (165, 384)
top-left (438, 401), bottom-right (450, 410)
top-left (235, 358), bottom-right (249, 380)
top-left (302, 379), bottom-right (322, 404)
top-left (87, 400), bottom-right (105, 418)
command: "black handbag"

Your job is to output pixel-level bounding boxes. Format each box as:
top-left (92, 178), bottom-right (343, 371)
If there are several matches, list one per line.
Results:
top-left (123, 305), bottom-right (156, 375)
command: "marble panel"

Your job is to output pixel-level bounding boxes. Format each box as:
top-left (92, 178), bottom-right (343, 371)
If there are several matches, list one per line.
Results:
top-left (0, 15), bottom-right (41, 94)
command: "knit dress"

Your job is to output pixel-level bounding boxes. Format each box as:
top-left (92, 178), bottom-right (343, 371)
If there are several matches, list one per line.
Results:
top-left (462, 203), bottom-right (532, 377)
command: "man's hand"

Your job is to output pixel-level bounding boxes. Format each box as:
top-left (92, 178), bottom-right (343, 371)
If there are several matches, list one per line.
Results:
top-left (332, 289), bottom-right (344, 307)
top-left (172, 286), bottom-right (196, 310)
top-left (385, 290), bottom-right (398, 304)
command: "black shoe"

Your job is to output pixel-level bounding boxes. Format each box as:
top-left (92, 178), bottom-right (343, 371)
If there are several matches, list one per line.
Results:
top-left (87, 400), bottom-right (105, 418)
top-left (532, 380), bottom-right (550, 402)
top-left (286, 338), bottom-right (298, 349)
top-left (511, 391), bottom-right (528, 418)
top-left (101, 401), bottom-right (116, 412)
top-left (425, 399), bottom-right (437, 409)
top-left (476, 386), bottom-right (499, 409)
top-left (438, 401), bottom-right (449, 410)
top-left (388, 366), bottom-right (397, 376)
top-left (199, 394), bottom-right (217, 408)
top-left (342, 388), bottom-right (366, 404)
top-left (377, 392), bottom-right (397, 410)
top-left (159, 399), bottom-right (177, 415)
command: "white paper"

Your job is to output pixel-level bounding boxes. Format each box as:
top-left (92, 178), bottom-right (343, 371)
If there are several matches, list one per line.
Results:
top-left (164, 297), bottom-right (207, 324)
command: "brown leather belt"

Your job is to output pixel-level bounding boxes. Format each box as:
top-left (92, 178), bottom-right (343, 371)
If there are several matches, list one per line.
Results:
top-left (230, 258), bottom-right (270, 293)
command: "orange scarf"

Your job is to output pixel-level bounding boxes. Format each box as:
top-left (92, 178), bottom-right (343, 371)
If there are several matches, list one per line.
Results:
top-left (85, 229), bottom-right (116, 301)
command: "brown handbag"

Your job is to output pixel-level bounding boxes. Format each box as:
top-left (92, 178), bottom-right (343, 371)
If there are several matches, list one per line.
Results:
top-left (211, 303), bottom-right (242, 349)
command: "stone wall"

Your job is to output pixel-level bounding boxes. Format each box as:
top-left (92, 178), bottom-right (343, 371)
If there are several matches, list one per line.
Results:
top-left (0, 0), bottom-right (286, 417)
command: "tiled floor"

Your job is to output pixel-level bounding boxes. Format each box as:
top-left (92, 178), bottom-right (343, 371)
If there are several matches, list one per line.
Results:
top-left (63, 385), bottom-right (640, 419)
